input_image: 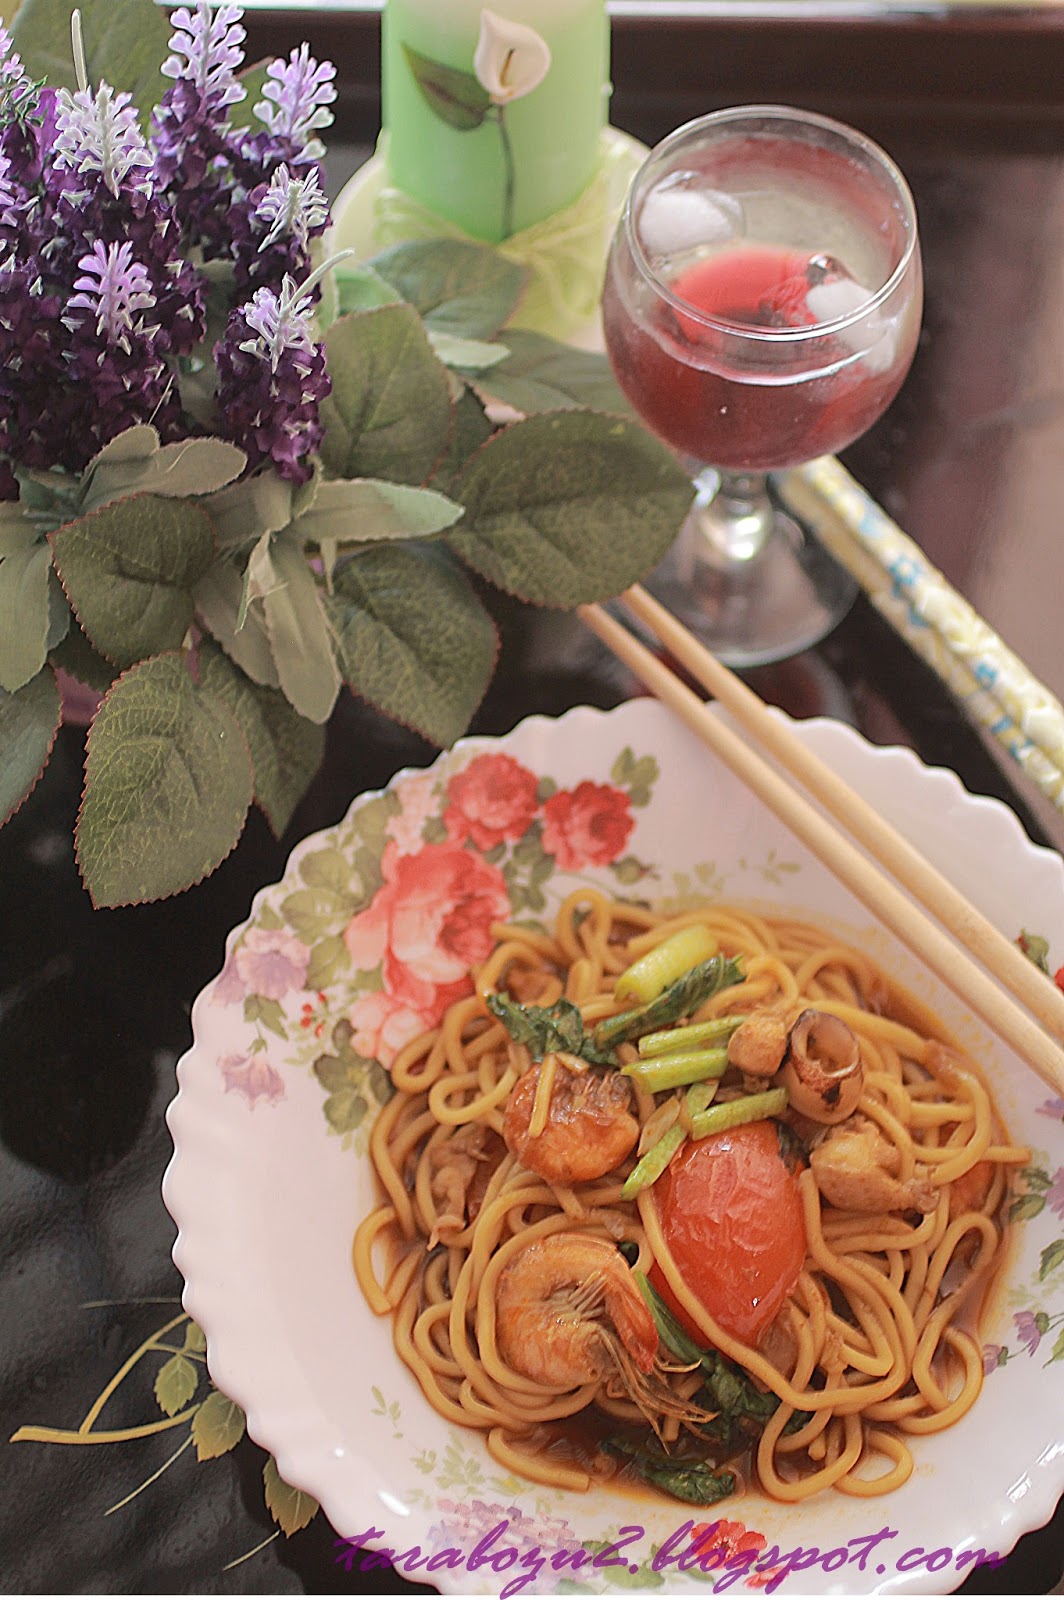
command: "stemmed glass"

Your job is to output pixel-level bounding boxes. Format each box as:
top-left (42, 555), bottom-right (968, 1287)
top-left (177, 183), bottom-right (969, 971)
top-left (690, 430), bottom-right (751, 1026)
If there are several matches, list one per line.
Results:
top-left (602, 105), bottom-right (923, 666)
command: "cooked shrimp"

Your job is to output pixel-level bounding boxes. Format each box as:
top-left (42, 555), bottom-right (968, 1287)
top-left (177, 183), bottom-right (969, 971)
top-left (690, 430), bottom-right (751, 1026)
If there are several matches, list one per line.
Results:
top-left (503, 1059), bottom-right (639, 1185)
top-left (495, 1232), bottom-right (713, 1432)
top-left (810, 1118), bottom-right (936, 1214)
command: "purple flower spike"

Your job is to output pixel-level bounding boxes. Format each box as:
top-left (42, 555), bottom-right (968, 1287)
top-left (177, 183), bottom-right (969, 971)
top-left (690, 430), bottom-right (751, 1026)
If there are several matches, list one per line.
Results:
top-left (162, 2), bottom-right (246, 119)
top-left (215, 275), bottom-right (331, 482)
top-left (54, 82), bottom-right (153, 197)
top-left (0, 24), bottom-right (36, 126)
top-left (254, 43), bottom-right (335, 161)
top-left (253, 163), bottom-right (328, 252)
top-left (66, 240), bottom-right (157, 352)
top-left (1013, 1309), bottom-right (1044, 1357)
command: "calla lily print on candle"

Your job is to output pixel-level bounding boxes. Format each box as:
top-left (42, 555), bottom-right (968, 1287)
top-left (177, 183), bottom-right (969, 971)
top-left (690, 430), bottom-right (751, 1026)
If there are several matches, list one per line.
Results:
top-left (401, 7), bottom-right (552, 239)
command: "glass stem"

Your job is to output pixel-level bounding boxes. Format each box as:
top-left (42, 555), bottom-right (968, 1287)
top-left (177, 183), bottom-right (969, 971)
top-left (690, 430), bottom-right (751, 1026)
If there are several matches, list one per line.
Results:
top-left (692, 470), bottom-right (776, 565)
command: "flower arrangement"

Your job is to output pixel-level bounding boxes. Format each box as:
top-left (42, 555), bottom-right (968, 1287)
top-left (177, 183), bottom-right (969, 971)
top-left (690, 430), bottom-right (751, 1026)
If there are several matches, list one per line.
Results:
top-left (0, 0), bottom-right (691, 908)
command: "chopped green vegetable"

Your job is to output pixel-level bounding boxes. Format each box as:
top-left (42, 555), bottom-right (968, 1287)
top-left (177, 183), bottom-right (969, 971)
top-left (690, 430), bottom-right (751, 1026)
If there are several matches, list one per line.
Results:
top-left (615, 925), bottom-right (718, 1004)
top-left (690, 1087), bottom-right (788, 1140)
top-left (1018, 929), bottom-right (1051, 974)
top-left (636, 1277), bottom-right (810, 1447)
top-left (638, 1015), bottom-right (746, 1058)
top-left (485, 993), bottom-right (617, 1067)
top-left (623, 1046), bottom-right (728, 1094)
top-left (603, 1436), bottom-right (735, 1505)
top-left (621, 1125), bottom-right (684, 1201)
top-left (594, 955), bottom-right (744, 1049)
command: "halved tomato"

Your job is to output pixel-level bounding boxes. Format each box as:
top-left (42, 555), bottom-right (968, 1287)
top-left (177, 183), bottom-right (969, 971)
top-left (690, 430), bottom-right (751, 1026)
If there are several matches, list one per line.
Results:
top-left (649, 1120), bottom-right (807, 1347)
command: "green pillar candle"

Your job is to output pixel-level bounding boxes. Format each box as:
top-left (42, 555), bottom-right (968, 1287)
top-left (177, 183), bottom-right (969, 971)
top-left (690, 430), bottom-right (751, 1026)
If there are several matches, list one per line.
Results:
top-left (382, 0), bottom-right (609, 243)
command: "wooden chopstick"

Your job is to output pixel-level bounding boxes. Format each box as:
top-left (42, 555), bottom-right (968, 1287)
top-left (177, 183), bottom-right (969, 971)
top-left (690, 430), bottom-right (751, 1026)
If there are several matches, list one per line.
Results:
top-left (578, 589), bottom-right (1064, 1096)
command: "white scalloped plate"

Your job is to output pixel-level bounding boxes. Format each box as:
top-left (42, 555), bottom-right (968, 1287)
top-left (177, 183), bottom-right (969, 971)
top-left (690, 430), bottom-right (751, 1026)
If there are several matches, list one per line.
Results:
top-left (163, 699), bottom-right (1064, 1595)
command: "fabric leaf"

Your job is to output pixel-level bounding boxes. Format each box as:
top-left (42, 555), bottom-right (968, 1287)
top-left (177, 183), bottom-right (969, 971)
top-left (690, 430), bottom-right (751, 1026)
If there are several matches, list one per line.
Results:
top-left (81, 432), bottom-right (246, 514)
top-left (198, 640), bottom-right (325, 837)
top-left (51, 494), bottom-right (217, 667)
top-left (13, 0), bottom-right (170, 112)
top-left (153, 1353), bottom-right (198, 1418)
top-left (75, 654), bottom-right (253, 907)
top-left (370, 240), bottom-right (527, 338)
top-left (293, 477), bottom-right (463, 549)
top-left (475, 328), bottom-right (634, 415)
top-left (0, 533), bottom-right (52, 692)
top-left (260, 533), bottom-right (341, 724)
top-left (194, 555), bottom-right (280, 689)
top-left (449, 412), bottom-right (693, 606)
top-left (320, 307), bottom-right (453, 486)
top-left (327, 542), bottom-right (496, 747)
top-left (0, 667), bottom-right (61, 828)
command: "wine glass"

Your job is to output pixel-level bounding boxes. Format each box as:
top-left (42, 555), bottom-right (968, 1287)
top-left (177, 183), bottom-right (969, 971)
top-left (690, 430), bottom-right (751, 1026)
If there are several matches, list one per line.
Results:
top-left (602, 105), bottom-right (922, 666)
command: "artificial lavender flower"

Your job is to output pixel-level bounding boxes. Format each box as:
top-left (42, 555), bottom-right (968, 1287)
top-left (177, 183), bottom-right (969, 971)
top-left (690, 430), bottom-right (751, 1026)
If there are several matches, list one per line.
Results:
top-left (161, 3), bottom-right (246, 119)
top-left (53, 82), bottom-right (154, 198)
top-left (253, 44), bottom-right (336, 163)
top-left (214, 275), bottom-right (330, 483)
top-left (65, 239), bottom-right (157, 349)
top-left (232, 162), bottom-right (329, 293)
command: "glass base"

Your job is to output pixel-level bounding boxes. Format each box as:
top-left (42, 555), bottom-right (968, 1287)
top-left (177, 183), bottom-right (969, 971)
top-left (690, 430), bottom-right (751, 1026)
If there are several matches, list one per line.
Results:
top-left (643, 471), bottom-right (858, 669)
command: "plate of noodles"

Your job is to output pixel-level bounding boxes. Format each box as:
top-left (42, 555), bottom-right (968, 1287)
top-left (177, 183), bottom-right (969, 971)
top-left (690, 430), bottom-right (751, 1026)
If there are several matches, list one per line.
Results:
top-left (164, 698), bottom-right (1064, 1595)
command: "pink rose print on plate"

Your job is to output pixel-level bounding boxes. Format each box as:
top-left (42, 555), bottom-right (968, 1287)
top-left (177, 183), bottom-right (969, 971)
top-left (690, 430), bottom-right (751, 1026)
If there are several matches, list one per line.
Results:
top-left (344, 841), bottom-right (510, 1067)
top-left (220, 1051), bottom-right (285, 1106)
top-left (541, 781), bottom-right (634, 870)
top-left (386, 771), bottom-right (441, 856)
top-left (444, 752), bottom-right (540, 851)
top-left (235, 926), bottom-right (310, 1000)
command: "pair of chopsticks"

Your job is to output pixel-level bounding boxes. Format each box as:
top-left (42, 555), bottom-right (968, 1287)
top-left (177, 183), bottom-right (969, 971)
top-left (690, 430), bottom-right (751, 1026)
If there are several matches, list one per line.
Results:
top-left (776, 456), bottom-right (1064, 818)
top-left (579, 583), bottom-right (1064, 1096)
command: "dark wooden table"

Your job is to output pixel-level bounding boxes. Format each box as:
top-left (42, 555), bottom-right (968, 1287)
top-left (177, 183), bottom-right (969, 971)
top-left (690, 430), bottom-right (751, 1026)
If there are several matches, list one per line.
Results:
top-left (3, 5), bottom-right (1064, 1592)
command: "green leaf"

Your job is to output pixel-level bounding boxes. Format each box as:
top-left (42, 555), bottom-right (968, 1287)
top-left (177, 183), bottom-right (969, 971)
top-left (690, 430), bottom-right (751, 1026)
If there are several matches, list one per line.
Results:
top-left (191, 1389), bottom-right (246, 1461)
top-left (52, 495), bottom-right (216, 667)
top-left (334, 262), bottom-right (404, 317)
top-left (324, 1085), bottom-right (369, 1134)
top-left (195, 555), bottom-right (280, 689)
top-left (430, 332), bottom-right (508, 372)
top-left (0, 667), bottom-right (61, 827)
top-left (0, 532), bottom-right (51, 692)
top-left (602, 1437), bottom-right (734, 1508)
top-left (478, 329), bottom-right (633, 416)
top-left (1039, 1239), bottom-right (1064, 1281)
top-left (1010, 1192), bottom-right (1046, 1223)
top-left (75, 655), bottom-right (253, 907)
top-left (293, 477), bottom-right (464, 549)
top-left (263, 1456), bottom-right (319, 1536)
top-left (320, 306), bottom-right (453, 486)
top-left (198, 640), bottom-right (324, 837)
top-left (300, 846), bottom-right (353, 895)
top-left (486, 995), bottom-right (618, 1067)
top-left (183, 1321), bottom-right (207, 1353)
top-left (328, 542), bottom-right (497, 747)
top-left (280, 886), bottom-right (356, 944)
top-left (595, 956), bottom-right (744, 1049)
top-left (259, 532), bottom-right (341, 725)
top-left (49, 619), bottom-right (116, 693)
top-left (13, 0), bottom-right (170, 112)
top-left (430, 388), bottom-right (495, 497)
top-left (399, 44), bottom-right (491, 132)
top-left (203, 470), bottom-right (300, 551)
top-left (244, 993), bottom-right (287, 1040)
top-left (153, 1353), bottom-right (199, 1418)
top-left (449, 412), bottom-right (693, 606)
top-left (612, 747), bottom-right (659, 805)
top-left (1045, 1328), bottom-right (1064, 1365)
top-left (306, 932), bottom-right (348, 991)
top-left (371, 240), bottom-right (527, 339)
top-left (81, 430), bottom-right (246, 515)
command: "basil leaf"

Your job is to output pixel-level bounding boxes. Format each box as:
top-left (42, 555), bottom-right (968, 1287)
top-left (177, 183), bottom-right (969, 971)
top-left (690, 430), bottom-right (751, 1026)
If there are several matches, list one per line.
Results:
top-left (486, 993), bottom-right (617, 1068)
top-left (595, 955), bottom-right (744, 1048)
top-left (603, 1438), bottom-right (735, 1507)
top-left (1018, 929), bottom-right (1051, 974)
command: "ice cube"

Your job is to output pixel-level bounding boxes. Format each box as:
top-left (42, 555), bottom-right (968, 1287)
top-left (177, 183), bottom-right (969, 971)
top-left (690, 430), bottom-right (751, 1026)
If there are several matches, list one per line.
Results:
top-left (637, 174), bottom-right (744, 260)
top-left (806, 269), bottom-right (899, 375)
